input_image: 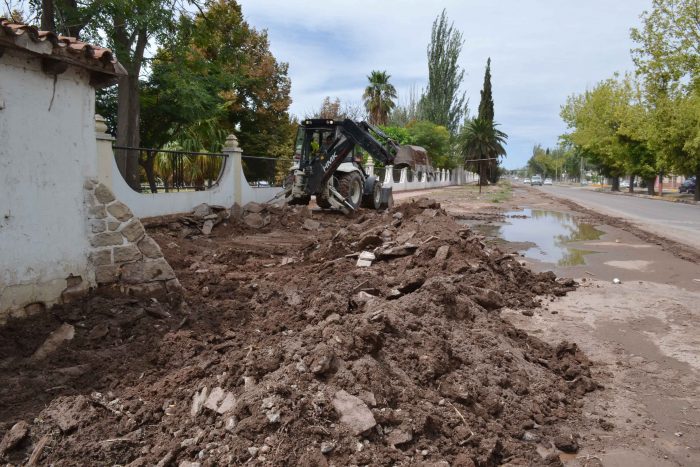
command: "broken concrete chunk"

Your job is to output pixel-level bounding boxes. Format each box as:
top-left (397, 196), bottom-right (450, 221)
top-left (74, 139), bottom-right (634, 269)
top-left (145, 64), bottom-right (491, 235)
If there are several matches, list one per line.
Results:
top-left (203, 387), bottom-right (236, 414)
top-left (472, 288), bottom-right (504, 310)
top-left (191, 387), bottom-right (209, 418)
top-left (434, 245), bottom-right (450, 261)
top-left (375, 244), bottom-right (418, 260)
top-left (303, 218), bottom-right (321, 231)
top-left (192, 203), bottom-right (213, 219)
top-left (243, 213), bottom-right (269, 229)
top-left (201, 220), bottom-right (214, 236)
top-left (421, 208), bottom-right (438, 218)
top-left (387, 428), bottom-right (413, 447)
top-left (31, 323), bottom-right (75, 361)
top-left (332, 390), bottom-right (376, 435)
top-left (356, 258), bottom-right (373, 267)
top-left (359, 251), bottom-right (376, 261)
top-left (396, 231), bottom-right (416, 244)
top-left (0, 420), bottom-right (29, 454)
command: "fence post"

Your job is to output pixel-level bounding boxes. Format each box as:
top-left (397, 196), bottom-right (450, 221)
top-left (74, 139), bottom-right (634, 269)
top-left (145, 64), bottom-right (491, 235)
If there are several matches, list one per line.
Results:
top-left (365, 159), bottom-right (374, 177)
top-left (223, 134), bottom-right (243, 206)
top-left (95, 114), bottom-right (115, 187)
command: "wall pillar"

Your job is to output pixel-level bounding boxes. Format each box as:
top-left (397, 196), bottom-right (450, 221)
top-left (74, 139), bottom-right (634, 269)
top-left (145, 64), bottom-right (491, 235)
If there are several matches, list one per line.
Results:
top-left (224, 134), bottom-right (244, 206)
top-left (95, 114), bottom-right (115, 187)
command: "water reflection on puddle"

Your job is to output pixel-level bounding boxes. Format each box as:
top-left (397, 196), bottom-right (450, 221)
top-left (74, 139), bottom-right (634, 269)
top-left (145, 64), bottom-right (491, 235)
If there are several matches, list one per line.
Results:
top-left (488, 209), bottom-right (603, 266)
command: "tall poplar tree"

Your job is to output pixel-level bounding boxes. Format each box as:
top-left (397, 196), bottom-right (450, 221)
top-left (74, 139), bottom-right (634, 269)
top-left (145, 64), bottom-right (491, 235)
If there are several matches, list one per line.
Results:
top-left (419, 9), bottom-right (467, 135)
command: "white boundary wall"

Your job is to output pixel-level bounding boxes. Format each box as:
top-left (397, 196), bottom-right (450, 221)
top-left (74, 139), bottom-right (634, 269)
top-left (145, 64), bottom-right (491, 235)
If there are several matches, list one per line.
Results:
top-left (96, 120), bottom-right (477, 219)
top-left (0, 52), bottom-right (97, 313)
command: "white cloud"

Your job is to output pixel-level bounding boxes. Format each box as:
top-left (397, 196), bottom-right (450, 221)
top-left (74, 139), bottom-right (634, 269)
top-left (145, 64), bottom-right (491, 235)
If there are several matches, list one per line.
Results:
top-left (239, 0), bottom-right (652, 168)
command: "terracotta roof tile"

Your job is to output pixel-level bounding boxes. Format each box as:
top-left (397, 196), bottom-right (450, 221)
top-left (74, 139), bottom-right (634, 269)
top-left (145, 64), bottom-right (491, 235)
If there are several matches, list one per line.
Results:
top-left (0, 17), bottom-right (124, 81)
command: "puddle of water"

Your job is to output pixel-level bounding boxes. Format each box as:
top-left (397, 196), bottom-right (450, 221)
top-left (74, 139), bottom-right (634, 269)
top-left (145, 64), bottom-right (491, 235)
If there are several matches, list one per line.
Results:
top-left (494, 209), bottom-right (604, 266)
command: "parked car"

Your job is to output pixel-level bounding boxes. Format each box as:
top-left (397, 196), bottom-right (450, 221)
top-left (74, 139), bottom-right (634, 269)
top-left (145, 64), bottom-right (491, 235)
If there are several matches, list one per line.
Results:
top-left (679, 176), bottom-right (696, 194)
top-left (523, 178), bottom-right (531, 184)
top-left (620, 179), bottom-right (630, 189)
top-left (530, 175), bottom-right (543, 186)
top-left (543, 178), bottom-right (553, 185)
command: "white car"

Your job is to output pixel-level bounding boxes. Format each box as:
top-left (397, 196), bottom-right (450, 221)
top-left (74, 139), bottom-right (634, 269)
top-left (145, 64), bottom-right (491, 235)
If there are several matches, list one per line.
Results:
top-left (544, 178), bottom-right (553, 185)
top-left (523, 178), bottom-right (531, 184)
top-left (620, 180), bottom-right (630, 188)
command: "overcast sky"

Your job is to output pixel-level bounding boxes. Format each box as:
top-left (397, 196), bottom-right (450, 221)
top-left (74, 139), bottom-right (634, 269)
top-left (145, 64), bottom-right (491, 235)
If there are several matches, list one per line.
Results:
top-left (237, 0), bottom-right (651, 169)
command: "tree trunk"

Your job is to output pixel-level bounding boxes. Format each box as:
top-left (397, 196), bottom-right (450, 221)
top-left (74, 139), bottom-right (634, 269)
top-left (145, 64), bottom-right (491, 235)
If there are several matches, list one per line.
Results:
top-left (611, 176), bottom-right (620, 192)
top-left (646, 178), bottom-right (656, 195)
top-left (629, 175), bottom-right (635, 193)
top-left (41, 0), bottom-right (55, 31)
top-left (140, 151), bottom-right (157, 193)
top-left (695, 167), bottom-right (700, 202)
top-left (116, 72), bottom-right (141, 191)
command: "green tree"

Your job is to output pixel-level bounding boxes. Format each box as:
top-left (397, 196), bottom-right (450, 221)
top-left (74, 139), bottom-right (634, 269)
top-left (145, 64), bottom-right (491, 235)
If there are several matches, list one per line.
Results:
top-left (560, 78), bottom-right (629, 190)
top-left (478, 58), bottom-right (494, 122)
top-left (461, 118), bottom-right (507, 187)
top-left (475, 57), bottom-right (505, 182)
top-left (419, 9), bottom-right (467, 134)
top-left (631, 0), bottom-right (700, 199)
top-left (407, 121), bottom-right (452, 168)
top-left (363, 71), bottom-right (397, 125)
top-left (631, 0), bottom-right (700, 94)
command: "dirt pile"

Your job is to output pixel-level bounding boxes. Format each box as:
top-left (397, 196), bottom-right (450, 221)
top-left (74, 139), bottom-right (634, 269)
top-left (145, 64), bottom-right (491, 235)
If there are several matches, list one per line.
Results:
top-left (0, 199), bottom-right (594, 466)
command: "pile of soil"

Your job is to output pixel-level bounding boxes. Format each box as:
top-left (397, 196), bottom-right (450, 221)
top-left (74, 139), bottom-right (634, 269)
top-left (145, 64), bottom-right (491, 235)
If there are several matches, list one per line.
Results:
top-left (0, 200), bottom-right (595, 466)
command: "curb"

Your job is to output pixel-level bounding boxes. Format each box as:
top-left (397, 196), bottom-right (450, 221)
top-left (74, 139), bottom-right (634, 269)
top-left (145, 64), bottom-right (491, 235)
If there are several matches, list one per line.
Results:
top-left (592, 189), bottom-right (698, 206)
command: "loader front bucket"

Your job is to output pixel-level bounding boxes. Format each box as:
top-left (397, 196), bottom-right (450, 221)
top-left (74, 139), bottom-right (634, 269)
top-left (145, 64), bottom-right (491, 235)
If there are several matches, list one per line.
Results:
top-left (393, 145), bottom-right (431, 172)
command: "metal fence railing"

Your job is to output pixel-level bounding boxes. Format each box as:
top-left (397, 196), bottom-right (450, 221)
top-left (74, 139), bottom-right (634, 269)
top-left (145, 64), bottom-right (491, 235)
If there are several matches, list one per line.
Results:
top-left (112, 146), bottom-right (227, 193)
top-left (242, 156), bottom-right (294, 187)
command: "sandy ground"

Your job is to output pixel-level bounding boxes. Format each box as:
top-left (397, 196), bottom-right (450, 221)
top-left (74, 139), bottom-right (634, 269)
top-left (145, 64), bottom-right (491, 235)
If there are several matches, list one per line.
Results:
top-left (399, 185), bottom-right (700, 466)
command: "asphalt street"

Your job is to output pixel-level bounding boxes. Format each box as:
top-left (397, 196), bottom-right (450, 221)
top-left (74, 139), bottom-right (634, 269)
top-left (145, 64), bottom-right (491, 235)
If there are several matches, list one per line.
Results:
top-left (533, 185), bottom-right (700, 251)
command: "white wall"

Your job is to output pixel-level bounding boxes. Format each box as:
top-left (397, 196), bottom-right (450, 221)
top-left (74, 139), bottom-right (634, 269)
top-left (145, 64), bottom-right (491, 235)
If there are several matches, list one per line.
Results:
top-left (0, 52), bottom-right (97, 312)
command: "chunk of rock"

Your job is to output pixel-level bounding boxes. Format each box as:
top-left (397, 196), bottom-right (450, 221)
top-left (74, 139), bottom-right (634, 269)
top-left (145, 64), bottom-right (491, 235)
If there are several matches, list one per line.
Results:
top-left (201, 220), bottom-right (214, 236)
top-left (472, 288), bottom-right (504, 311)
top-left (434, 245), bottom-right (450, 261)
top-left (375, 244), bottom-right (418, 260)
top-left (191, 387), bottom-right (209, 417)
top-left (192, 203), bottom-right (212, 219)
top-left (0, 421), bottom-right (29, 454)
top-left (203, 387), bottom-right (236, 414)
top-left (320, 441), bottom-right (335, 454)
top-left (332, 390), bottom-right (376, 435)
top-left (243, 213), bottom-right (269, 229)
top-left (387, 428), bottom-right (413, 448)
top-left (31, 323), bottom-right (75, 361)
top-left (44, 395), bottom-right (90, 432)
top-left (553, 432), bottom-right (579, 453)
top-left (303, 218), bottom-right (321, 231)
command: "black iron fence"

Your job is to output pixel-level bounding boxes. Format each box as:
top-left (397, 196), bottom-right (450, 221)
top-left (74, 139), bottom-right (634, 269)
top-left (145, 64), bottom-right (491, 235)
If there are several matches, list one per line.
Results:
top-left (242, 155), bottom-right (294, 187)
top-left (113, 146), bottom-right (228, 193)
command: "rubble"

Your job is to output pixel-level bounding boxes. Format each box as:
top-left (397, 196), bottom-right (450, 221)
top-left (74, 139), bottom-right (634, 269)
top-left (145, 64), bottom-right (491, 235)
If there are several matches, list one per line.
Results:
top-left (332, 390), bottom-right (377, 435)
top-left (0, 199), bottom-right (590, 466)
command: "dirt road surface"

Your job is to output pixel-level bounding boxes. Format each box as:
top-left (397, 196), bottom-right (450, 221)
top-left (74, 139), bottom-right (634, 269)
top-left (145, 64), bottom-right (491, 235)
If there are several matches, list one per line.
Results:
top-left (407, 184), bottom-right (700, 466)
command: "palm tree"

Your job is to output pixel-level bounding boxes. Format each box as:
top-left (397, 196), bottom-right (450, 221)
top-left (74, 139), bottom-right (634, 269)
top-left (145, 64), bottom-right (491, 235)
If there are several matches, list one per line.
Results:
top-left (363, 71), bottom-right (397, 125)
top-left (461, 118), bottom-right (507, 189)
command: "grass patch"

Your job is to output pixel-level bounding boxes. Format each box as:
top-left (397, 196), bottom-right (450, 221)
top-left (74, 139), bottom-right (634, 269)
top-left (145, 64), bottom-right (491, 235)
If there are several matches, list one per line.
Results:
top-left (490, 182), bottom-right (512, 203)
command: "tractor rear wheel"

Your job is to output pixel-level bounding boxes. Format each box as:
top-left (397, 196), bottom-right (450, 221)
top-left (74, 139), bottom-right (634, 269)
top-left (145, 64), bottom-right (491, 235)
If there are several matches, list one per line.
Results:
top-left (337, 172), bottom-right (363, 210)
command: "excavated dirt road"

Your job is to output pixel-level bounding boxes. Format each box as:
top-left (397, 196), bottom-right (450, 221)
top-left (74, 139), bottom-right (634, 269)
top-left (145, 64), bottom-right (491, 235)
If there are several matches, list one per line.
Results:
top-left (0, 197), bottom-right (595, 466)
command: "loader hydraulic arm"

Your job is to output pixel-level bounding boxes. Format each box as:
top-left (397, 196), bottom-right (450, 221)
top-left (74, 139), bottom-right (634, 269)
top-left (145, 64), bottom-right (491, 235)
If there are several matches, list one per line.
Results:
top-left (306, 119), bottom-right (401, 192)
